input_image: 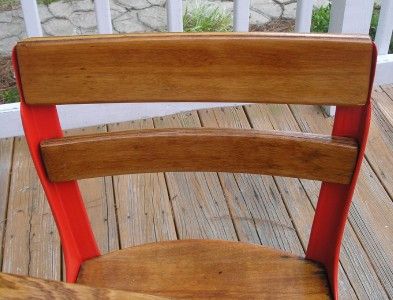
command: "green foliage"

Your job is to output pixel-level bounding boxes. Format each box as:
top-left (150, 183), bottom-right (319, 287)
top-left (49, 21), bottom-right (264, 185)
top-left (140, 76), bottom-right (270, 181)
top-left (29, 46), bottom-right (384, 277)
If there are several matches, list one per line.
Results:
top-left (183, 1), bottom-right (232, 32)
top-left (0, 0), bottom-right (59, 8)
top-left (37, 0), bottom-right (59, 5)
top-left (0, 0), bottom-right (60, 9)
top-left (0, 87), bottom-right (19, 104)
top-left (311, 3), bottom-right (392, 53)
top-left (369, 5), bottom-right (380, 39)
top-left (368, 5), bottom-right (392, 54)
top-left (0, 0), bottom-right (18, 9)
top-left (311, 4), bottom-right (330, 33)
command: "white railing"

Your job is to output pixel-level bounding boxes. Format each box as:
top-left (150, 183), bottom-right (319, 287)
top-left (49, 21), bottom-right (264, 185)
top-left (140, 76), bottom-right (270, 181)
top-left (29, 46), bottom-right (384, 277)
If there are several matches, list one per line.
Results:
top-left (375, 0), bottom-right (393, 85)
top-left (1, 0), bottom-right (393, 138)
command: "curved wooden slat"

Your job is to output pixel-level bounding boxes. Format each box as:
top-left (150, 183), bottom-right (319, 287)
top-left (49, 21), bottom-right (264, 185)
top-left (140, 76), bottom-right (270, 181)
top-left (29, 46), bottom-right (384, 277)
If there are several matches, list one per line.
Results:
top-left (16, 32), bottom-right (372, 106)
top-left (77, 239), bottom-right (331, 299)
top-left (40, 128), bottom-right (358, 184)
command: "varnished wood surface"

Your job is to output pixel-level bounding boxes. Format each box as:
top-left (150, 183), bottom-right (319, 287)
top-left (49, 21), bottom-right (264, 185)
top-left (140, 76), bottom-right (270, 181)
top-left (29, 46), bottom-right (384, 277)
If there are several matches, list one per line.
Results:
top-left (16, 33), bottom-right (372, 106)
top-left (40, 128), bottom-right (358, 184)
top-left (77, 239), bottom-right (331, 299)
top-left (0, 272), bottom-right (168, 299)
top-left (66, 126), bottom-right (120, 256)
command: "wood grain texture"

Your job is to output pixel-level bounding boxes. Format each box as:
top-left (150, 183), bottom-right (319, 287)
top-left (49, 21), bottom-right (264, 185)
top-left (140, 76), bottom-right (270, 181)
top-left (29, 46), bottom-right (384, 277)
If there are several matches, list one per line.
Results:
top-left (16, 33), bottom-right (372, 106)
top-left (40, 128), bottom-right (358, 184)
top-left (198, 106), bottom-right (304, 254)
top-left (367, 86), bottom-right (393, 199)
top-left (65, 126), bottom-right (119, 255)
top-left (0, 272), bottom-right (168, 299)
top-left (245, 103), bottom-right (388, 299)
top-left (153, 111), bottom-right (238, 241)
top-left (108, 119), bottom-right (177, 249)
top-left (2, 136), bottom-right (61, 281)
top-left (0, 138), bottom-right (13, 267)
top-left (77, 240), bottom-right (331, 299)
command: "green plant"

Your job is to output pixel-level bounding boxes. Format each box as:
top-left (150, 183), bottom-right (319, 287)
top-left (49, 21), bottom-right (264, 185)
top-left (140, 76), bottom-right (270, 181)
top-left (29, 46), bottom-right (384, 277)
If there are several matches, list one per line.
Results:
top-left (311, 3), bottom-right (392, 53)
top-left (37, 0), bottom-right (59, 5)
top-left (369, 5), bottom-right (380, 39)
top-left (0, 0), bottom-right (18, 10)
top-left (183, 1), bottom-right (232, 32)
top-left (0, 87), bottom-right (19, 104)
top-left (368, 5), bottom-right (392, 54)
top-left (311, 4), bottom-right (330, 33)
top-left (0, 0), bottom-right (59, 9)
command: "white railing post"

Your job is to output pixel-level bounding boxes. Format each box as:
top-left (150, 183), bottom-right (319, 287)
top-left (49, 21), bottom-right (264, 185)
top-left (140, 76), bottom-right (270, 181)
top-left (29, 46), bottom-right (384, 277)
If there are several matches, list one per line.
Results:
top-left (167, 0), bottom-right (183, 32)
top-left (324, 0), bottom-right (374, 116)
top-left (234, 0), bottom-right (250, 32)
top-left (329, 0), bottom-right (374, 34)
top-left (295, 0), bottom-right (313, 33)
top-left (94, 0), bottom-right (113, 34)
top-left (20, 0), bottom-right (43, 37)
top-left (375, 0), bottom-right (393, 55)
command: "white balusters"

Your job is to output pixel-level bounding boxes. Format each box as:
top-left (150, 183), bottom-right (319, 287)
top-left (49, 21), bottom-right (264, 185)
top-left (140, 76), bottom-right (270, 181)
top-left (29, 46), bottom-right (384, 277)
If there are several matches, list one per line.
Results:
top-left (329, 0), bottom-right (374, 34)
top-left (295, 0), bottom-right (313, 33)
top-left (167, 0), bottom-right (183, 32)
top-left (20, 0), bottom-right (42, 37)
top-left (94, 0), bottom-right (113, 34)
top-left (234, 0), bottom-right (251, 32)
top-left (375, 0), bottom-right (393, 55)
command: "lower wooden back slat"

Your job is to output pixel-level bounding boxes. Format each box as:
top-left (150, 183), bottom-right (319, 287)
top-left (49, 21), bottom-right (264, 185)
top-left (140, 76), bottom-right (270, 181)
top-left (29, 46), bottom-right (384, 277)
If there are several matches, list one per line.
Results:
top-left (40, 128), bottom-right (358, 184)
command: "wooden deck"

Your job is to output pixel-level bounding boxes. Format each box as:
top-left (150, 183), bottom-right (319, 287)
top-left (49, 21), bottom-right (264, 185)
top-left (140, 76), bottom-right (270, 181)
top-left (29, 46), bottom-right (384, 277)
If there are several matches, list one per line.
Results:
top-left (0, 85), bottom-right (392, 299)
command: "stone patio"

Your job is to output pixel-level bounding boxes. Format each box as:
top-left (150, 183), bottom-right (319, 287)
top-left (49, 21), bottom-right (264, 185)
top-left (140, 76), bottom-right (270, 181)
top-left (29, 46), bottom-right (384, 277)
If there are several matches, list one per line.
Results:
top-left (0, 0), bottom-right (329, 55)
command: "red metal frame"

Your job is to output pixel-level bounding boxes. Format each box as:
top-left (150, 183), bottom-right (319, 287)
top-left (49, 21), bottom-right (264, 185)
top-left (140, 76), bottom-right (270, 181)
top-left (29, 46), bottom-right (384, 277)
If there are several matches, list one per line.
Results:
top-left (306, 43), bottom-right (377, 299)
top-left (12, 41), bottom-right (377, 299)
top-left (12, 49), bottom-right (100, 282)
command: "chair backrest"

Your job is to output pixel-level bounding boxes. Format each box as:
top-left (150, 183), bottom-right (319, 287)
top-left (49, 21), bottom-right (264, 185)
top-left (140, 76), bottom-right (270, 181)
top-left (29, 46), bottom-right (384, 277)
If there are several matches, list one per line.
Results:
top-left (18, 33), bottom-right (371, 106)
top-left (13, 33), bottom-right (376, 299)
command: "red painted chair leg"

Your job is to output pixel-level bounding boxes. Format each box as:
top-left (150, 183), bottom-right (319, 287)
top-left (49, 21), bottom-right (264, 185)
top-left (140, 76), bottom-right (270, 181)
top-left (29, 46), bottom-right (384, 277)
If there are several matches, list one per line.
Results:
top-left (13, 49), bottom-right (100, 282)
top-left (306, 43), bottom-right (376, 299)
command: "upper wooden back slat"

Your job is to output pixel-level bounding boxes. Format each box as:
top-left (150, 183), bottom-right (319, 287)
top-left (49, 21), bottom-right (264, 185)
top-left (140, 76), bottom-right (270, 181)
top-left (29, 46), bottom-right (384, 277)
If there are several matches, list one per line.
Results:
top-left (16, 33), bottom-right (373, 106)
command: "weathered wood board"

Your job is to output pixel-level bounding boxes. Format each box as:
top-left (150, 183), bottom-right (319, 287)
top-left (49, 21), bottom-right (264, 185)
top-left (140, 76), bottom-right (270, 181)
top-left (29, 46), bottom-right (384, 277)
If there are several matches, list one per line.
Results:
top-left (107, 119), bottom-right (177, 248)
top-left (2, 136), bottom-right (61, 280)
top-left (0, 138), bottom-right (13, 267)
top-left (153, 111), bottom-right (238, 241)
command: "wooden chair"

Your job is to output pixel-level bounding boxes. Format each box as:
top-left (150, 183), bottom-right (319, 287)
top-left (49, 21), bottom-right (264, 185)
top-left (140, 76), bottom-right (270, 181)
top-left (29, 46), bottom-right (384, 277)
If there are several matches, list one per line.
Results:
top-left (13, 33), bottom-right (376, 299)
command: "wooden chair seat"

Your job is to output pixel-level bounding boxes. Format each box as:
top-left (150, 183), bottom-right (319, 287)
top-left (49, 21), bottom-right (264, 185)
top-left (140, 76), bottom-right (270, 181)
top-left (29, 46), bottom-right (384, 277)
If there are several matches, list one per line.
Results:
top-left (77, 240), bottom-right (331, 299)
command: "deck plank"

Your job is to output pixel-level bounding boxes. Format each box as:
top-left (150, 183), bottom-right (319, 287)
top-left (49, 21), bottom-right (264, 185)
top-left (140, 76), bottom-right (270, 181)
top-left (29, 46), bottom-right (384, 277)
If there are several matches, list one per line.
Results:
top-left (290, 104), bottom-right (393, 298)
top-left (2, 136), bottom-right (61, 280)
top-left (107, 119), bottom-right (177, 248)
top-left (0, 138), bottom-right (13, 267)
top-left (198, 106), bottom-right (304, 254)
top-left (367, 86), bottom-right (393, 199)
top-left (153, 112), bottom-right (238, 240)
top-left (65, 126), bottom-right (119, 255)
top-left (380, 83), bottom-right (393, 103)
top-left (246, 104), bottom-right (389, 299)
